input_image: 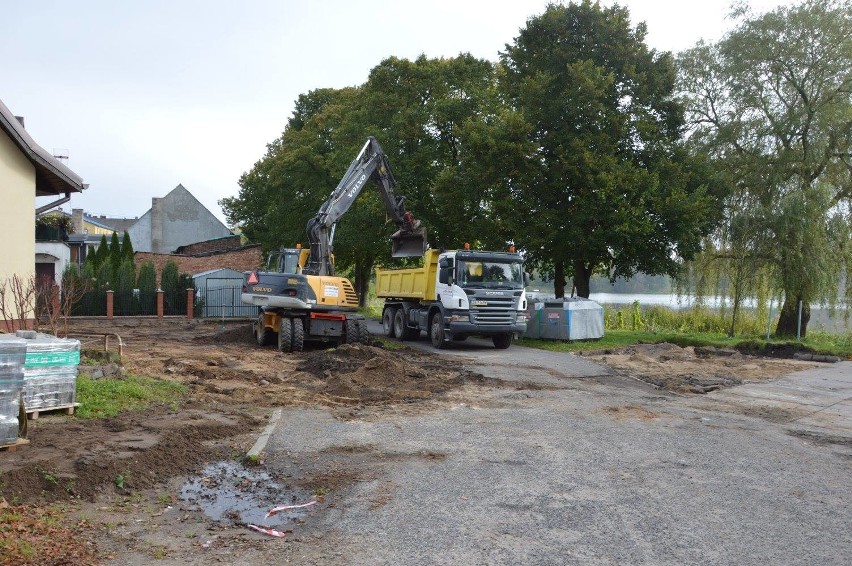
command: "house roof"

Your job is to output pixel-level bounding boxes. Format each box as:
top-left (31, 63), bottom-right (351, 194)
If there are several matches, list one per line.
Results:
top-left (0, 98), bottom-right (86, 196)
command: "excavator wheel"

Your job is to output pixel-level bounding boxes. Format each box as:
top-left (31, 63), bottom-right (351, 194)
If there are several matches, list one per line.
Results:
top-left (278, 317), bottom-right (293, 352)
top-left (345, 319), bottom-right (360, 345)
top-left (292, 318), bottom-right (305, 352)
top-left (357, 319), bottom-right (371, 345)
top-left (257, 313), bottom-right (275, 346)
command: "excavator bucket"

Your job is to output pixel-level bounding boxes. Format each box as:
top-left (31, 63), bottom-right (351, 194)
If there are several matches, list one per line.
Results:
top-left (391, 228), bottom-right (427, 257)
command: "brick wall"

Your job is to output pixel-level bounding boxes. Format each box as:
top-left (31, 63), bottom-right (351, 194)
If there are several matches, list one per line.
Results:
top-left (175, 235), bottom-right (243, 255)
top-left (134, 245), bottom-right (263, 282)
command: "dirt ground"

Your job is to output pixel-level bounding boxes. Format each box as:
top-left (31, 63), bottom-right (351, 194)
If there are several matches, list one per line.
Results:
top-left (0, 319), bottom-right (824, 564)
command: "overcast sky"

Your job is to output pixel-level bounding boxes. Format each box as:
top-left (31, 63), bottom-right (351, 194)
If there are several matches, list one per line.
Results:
top-left (3, 0), bottom-right (792, 225)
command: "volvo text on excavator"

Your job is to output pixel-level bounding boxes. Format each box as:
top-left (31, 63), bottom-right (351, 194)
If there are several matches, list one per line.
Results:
top-left (241, 136), bottom-right (426, 352)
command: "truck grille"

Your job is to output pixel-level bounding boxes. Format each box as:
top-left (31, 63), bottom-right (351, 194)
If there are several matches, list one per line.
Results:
top-left (470, 307), bottom-right (517, 325)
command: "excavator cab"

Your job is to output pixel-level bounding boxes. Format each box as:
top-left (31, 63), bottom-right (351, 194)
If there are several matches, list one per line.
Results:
top-left (390, 227), bottom-right (428, 257)
top-left (267, 247), bottom-right (310, 274)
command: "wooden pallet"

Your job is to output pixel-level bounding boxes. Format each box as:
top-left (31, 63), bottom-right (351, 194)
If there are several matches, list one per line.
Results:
top-left (26, 403), bottom-right (80, 420)
top-left (0, 438), bottom-right (30, 452)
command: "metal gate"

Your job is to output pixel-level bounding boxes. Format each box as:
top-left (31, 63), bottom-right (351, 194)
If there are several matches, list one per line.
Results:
top-left (200, 278), bottom-right (256, 318)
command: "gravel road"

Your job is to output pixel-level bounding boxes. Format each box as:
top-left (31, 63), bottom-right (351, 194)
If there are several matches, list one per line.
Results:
top-left (264, 337), bottom-right (852, 565)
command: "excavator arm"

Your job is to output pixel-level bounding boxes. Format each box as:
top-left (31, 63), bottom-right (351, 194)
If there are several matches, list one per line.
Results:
top-left (303, 137), bottom-right (426, 276)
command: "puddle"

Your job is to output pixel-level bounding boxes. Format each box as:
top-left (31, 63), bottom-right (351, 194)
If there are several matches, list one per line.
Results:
top-left (180, 461), bottom-right (315, 526)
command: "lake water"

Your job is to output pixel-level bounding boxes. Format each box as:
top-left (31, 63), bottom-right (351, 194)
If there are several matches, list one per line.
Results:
top-left (525, 291), bottom-right (852, 332)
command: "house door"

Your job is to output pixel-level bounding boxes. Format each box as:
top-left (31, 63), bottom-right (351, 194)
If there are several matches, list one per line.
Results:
top-left (35, 262), bottom-right (56, 317)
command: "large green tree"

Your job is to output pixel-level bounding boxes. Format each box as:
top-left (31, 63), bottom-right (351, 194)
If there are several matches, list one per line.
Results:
top-left (500, 1), bottom-right (721, 298)
top-left (221, 54), bottom-right (505, 303)
top-left (678, 0), bottom-right (852, 336)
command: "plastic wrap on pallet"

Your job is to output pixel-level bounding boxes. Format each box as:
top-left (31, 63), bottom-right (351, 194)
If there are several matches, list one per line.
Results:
top-left (0, 335), bottom-right (27, 444)
top-left (20, 333), bottom-right (80, 411)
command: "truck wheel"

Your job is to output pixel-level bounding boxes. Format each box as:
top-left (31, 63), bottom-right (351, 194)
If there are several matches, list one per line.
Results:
top-left (393, 309), bottom-right (408, 341)
top-left (278, 317), bottom-right (293, 352)
top-left (492, 333), bottom-right (512, 349)
top-left (257, 313), bottom-right (274, 346)
top-left (292, 317), bottom-right (304, 352)
top-left (430, 314), bottom-right (448, 349)
top-left (382, 308), bottom-right (396, 337)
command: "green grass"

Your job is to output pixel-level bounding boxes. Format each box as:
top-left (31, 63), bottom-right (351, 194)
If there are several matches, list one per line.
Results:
top-left (75, 374), bottom-right (186, 419)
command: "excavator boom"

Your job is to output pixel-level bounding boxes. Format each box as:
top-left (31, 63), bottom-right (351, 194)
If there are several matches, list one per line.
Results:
top-left (304, 137), bottom-right (426, 275)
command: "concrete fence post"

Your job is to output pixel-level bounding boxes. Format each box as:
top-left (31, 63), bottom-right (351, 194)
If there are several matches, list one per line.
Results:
top-left (156, 289), bottom-right (164, 319)
top-left (186, 289), bottom-right (194, 321)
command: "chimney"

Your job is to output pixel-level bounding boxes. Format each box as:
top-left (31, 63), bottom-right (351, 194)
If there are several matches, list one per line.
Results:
top-left (151, 197), bottom-right (164, 254)
top-left (71, 208), bottom-right (84, 234)
top-left (14, 116), bottom-right (24, 128)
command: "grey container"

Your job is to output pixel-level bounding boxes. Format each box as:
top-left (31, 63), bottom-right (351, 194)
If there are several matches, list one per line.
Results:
top-left (0, 335), bottom-right (27, 444)
top-left (524, 298), bottom-right (604, 341)
top-left (20, 333), bottom-right (80, 411)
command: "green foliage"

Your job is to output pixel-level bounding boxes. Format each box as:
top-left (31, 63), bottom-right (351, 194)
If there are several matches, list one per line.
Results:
top-left (94, 235), bottom-right (110, 269)
top-left (75, 374), bottom-right (186, 419)
top-left (160, 261), bottom-right (179, 295)
top-left (121, 232), bottom-right (134, 264)
top-left (678, 0), bottom-right (852, 336)
top-left (499, 1), bottom-right (722, 297)
top-left (137, 261), bottom-right (157, 293)
top-left (136, 260), bottom-right (157, 315)
top-left (109, 232), bottom-right (122, 274)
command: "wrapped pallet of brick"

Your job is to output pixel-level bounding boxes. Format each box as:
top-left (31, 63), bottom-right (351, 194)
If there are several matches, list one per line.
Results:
top-left (0, 335), bottom-right (27, 444)
top-left (17, 331), bottom-right (81, 412)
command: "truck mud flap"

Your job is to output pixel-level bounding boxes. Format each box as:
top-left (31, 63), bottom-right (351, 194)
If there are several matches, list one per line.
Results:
top-left (391, 228), bottom-right (427, 257)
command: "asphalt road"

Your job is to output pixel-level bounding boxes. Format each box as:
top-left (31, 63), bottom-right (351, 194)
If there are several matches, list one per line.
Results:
top-left (263, 329), bottom-right (852, 565)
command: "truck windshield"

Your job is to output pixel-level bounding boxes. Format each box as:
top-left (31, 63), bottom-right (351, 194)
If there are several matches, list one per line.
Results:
top-left (457, 259), bottom-right (524, 289)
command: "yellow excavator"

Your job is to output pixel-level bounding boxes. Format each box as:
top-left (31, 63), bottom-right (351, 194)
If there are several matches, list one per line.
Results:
top-left (241, 137), bottom-right (426, 351)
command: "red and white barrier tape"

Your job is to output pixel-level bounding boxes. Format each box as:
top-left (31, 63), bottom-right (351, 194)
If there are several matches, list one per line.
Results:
top-left (265, 500), bottom-right (318, 519)
top-left (246, 524), bottom-right (287, 538)
top-left (247, 501), bottom-right (319, 537)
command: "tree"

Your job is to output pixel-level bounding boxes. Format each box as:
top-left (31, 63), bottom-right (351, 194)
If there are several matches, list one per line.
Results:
top-left (137, 260), bottom-right (157, 315)
top-left (109, 232), bottom-right (122, 275)
top-left (678, 0), bottom-right (852, 336)
top-left (499, 1), bottom-right (721, 298)
top-left (94, 234), bottom-right (110, 270)
top-left (121, 232), bottom-right (134, 265)
top-left (223, 54), bottom-right (504, 305)
top-left (114, 259), bottom-right (137, 315)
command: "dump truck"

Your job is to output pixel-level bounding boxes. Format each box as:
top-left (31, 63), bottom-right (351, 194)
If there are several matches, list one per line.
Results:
top-left (376, 247), bottom-right (528, 349)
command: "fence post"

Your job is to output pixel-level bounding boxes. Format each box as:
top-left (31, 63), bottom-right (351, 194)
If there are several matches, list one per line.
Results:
top-left (157, 289), bottom-right (164, 319)
top-left (106, 290), bottom-right (114, 320)
top-left (186, 289), bottom-right (194, 321)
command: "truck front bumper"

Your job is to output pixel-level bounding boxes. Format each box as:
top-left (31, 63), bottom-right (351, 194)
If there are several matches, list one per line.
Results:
top-left (447, 321), bottom-right (527, 337)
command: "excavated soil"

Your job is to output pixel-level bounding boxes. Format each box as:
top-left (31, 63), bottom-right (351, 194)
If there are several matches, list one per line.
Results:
top-left (579, 342), bottom-right (819, 393)
top-left (0, 319), bottom-right (502, 506)
top-left (0, 320), bottom-right (827, 564)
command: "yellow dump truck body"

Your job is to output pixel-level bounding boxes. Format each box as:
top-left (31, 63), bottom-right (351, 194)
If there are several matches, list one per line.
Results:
top-left (375, 248), bottom-right (440, 301)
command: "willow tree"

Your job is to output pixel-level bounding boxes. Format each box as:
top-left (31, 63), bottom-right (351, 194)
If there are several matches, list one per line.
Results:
top-left (678, 0), bottom-right (852, 337)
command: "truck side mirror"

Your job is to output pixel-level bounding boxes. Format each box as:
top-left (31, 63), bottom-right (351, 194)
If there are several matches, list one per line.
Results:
top-left (439, 267), bottom-right (452, 285)
top-left (524, 272), bottom-right (530, 286)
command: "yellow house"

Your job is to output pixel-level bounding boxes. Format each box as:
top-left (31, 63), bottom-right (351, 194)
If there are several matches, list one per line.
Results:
top-left (0, 98), bottom-right (85, 326)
